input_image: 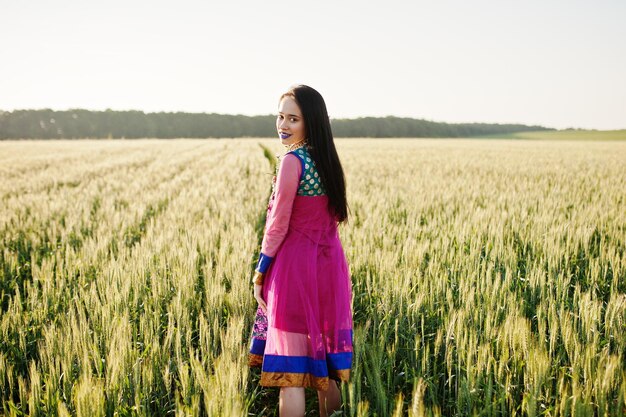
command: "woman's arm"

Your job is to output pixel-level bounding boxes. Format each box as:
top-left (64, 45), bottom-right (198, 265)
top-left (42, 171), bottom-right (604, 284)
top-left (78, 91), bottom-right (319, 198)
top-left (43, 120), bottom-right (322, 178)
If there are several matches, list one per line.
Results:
top-left (255, 153), bottom-right (301, 273)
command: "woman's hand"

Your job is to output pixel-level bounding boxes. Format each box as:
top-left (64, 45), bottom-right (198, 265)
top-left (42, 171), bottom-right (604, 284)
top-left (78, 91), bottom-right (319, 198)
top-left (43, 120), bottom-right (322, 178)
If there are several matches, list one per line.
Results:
top-left (253, 283), bottom-right (267, 314)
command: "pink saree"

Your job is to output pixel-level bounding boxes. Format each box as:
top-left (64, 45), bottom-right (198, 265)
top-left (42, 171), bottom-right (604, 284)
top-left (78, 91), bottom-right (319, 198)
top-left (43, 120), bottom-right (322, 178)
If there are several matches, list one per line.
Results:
top-left (248, 148), bottom-right (353, 391)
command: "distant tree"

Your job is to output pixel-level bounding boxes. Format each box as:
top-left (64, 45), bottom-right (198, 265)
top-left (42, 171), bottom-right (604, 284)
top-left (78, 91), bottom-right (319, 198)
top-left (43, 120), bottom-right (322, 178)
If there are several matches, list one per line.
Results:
top-left (0, 109), bottom-right (553, 139)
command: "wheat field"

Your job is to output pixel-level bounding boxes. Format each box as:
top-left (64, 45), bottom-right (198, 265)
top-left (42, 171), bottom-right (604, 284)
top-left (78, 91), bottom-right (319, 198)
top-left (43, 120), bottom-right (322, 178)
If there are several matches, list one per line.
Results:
top-left (0, 138), bottom-right (625, 416)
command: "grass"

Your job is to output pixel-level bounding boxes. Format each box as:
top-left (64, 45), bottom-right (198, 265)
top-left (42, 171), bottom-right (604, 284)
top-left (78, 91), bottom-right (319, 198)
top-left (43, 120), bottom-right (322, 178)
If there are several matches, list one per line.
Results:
top-left (0, 138), bottom-right (625, 416)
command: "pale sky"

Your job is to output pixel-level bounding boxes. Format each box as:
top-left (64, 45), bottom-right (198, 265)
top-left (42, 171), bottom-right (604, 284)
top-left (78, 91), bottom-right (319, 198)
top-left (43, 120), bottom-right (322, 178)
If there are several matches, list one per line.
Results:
top-left (2, 0), bottom-right (625, 130)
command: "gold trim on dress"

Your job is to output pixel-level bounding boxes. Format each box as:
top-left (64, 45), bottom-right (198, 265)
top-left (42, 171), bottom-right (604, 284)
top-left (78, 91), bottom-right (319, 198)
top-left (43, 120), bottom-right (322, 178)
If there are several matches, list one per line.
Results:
top-left (248, 353), bottom-right (263, 368)
top-left (261, 372), bottom-right (330, 391)
top-left (329, 369), bottom-right (350, 382)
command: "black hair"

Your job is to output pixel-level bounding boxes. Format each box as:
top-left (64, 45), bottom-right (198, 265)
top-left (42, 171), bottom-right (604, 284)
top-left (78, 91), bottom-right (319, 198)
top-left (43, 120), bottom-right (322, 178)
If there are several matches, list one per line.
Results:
top-left (281, 85), bottom-right (348, 223)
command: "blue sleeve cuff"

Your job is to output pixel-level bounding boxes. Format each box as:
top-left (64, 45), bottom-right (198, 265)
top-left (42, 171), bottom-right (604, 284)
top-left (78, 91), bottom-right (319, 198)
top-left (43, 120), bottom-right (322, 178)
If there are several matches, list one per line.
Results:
top-left (255, 253), bottom-right (274, 273)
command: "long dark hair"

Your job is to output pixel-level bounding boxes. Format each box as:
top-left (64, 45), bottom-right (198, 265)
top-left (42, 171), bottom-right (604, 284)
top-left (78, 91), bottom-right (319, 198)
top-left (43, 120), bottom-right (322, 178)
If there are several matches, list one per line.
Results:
top-left (281, 85), bottom-right (348, 223)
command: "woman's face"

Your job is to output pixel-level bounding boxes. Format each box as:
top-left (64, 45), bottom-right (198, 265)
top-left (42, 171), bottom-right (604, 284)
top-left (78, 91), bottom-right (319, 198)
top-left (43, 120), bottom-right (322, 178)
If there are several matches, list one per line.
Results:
top-left (276, 96), bottom-right (305, 146)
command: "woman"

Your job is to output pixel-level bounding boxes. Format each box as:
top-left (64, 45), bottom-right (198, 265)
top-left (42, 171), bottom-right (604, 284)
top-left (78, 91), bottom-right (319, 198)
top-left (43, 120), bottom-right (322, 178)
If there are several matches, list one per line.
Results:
top-left (248, 85), bottom-right (353, 417)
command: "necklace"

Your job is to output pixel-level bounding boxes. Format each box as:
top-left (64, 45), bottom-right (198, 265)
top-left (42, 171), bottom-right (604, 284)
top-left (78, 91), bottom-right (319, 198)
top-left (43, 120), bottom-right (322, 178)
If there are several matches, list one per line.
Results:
top-left (284, 139), bottom-right (307, 152)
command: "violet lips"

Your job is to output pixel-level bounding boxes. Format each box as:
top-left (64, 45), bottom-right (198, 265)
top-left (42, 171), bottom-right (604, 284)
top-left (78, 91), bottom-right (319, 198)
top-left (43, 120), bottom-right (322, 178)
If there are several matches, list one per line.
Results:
top-left (279, 133), bottom-right (292, 139)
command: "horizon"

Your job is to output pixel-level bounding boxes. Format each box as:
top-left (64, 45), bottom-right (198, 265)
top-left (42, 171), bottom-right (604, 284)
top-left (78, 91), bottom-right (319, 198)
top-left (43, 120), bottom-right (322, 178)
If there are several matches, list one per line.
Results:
top-left (2, 0), bottom-right (625, 130)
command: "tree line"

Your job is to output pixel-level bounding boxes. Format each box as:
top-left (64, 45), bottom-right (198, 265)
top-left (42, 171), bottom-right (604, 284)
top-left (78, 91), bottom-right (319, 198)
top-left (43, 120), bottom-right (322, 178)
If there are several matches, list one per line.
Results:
top-left (0, 109), bottom-right (552, 139)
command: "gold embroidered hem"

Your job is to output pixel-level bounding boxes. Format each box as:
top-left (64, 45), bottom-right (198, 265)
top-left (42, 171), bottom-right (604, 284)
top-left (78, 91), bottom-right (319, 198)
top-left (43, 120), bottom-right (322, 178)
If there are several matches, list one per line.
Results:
top-left (260, 372), bottom-right (331, 391)
top-left (329, 369), bottom-right (350, 382)
top-left (248, 353), bottom-right (263, 368)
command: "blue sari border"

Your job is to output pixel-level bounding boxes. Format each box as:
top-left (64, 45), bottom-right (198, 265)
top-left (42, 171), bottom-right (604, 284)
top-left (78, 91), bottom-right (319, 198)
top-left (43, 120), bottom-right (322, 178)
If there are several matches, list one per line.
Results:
top-left (250, 337), bottom-right (266, 355)
top-left (262, 352), bottom-right (352, 377)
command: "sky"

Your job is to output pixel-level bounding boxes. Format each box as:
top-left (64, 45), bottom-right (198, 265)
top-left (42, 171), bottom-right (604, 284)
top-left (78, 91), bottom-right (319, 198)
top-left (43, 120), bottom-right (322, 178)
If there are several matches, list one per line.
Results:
top-left (1, 0), bottom-right (625, 130)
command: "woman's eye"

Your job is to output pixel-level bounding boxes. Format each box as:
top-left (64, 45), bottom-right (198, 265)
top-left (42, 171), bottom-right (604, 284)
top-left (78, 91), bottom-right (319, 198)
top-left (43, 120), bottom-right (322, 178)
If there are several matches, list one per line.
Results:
top-left (290, 118), bottom-right (297, 122)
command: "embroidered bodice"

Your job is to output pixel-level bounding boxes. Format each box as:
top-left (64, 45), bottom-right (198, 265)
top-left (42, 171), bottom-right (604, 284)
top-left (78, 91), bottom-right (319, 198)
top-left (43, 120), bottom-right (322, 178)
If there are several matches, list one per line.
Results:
top-left (288, 146), bottom-right (326, 196)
